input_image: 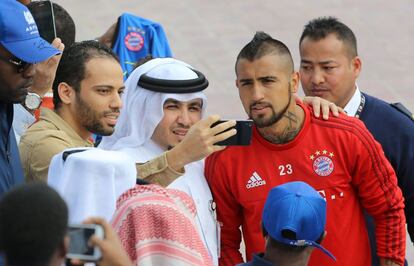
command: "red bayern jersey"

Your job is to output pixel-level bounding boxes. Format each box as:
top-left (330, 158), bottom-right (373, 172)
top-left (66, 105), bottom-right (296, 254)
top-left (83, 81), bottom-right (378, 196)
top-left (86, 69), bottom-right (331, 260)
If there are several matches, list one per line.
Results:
top-left (205, 103), bottom-right (405, 266)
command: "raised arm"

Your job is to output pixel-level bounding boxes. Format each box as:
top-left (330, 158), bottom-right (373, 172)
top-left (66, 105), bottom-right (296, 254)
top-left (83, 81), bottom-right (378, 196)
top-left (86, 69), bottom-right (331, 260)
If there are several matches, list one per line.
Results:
top-left (137, 115), bottom-right (236, 186)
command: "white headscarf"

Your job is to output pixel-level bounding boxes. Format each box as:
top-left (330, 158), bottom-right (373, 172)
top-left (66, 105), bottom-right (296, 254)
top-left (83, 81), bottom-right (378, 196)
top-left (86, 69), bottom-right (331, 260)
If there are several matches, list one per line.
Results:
top-left (99, 58), bottom-right (218, 265)
top-left (99, 58), bottom-right (207, 163)
top-left (47, 147), bottom-right (137, 223)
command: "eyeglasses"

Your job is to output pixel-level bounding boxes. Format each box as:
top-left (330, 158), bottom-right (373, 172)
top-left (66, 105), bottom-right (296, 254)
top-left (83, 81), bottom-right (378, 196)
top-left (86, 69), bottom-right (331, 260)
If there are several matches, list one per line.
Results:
top-left (0, 54), bottom-right (33, 73)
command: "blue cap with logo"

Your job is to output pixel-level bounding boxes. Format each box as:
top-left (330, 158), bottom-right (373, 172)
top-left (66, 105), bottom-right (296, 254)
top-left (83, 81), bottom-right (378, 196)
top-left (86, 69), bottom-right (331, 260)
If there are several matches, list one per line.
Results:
top-left (0, 0), bottom-right (60, 63)
top-left (262, 181), bottom-right (336, 260)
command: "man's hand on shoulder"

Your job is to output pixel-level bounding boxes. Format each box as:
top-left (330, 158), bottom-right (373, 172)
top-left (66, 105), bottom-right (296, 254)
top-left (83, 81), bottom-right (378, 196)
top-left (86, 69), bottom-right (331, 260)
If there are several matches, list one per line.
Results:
top-left (300, 95), bottom-right (345, 120)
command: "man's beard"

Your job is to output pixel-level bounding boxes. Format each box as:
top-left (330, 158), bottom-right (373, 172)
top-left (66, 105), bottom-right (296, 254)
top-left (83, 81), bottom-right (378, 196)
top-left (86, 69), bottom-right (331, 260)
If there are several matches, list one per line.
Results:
top-left (249, 84), bottom-right (292, 128)
top-left (75, 94), bottom-right (118, 136)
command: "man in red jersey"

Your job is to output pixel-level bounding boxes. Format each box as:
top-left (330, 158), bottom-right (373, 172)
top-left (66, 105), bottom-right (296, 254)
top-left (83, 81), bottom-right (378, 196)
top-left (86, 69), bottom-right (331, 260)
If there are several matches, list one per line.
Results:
top-left (205, 31), bottom-right (406, 266)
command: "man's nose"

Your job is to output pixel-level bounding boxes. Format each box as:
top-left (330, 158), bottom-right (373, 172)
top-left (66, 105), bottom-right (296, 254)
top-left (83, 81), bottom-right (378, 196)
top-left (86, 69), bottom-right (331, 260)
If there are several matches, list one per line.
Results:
top-left (311, 68), bottom-right (324, 85)
top-left (177, 109), bottom-right (191, 126)
top-left (251, 83), bottom-right (265, 102)
top-left (110, 92), bottom-right (123, 109)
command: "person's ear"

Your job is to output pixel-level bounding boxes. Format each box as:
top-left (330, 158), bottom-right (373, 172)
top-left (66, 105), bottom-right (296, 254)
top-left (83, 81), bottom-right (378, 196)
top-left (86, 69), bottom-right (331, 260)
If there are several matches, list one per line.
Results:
top-left (351, 56), bottom-right (362, 79)
top-left (290, 71), bottom-right (300, 94)
top-left (57, 235), bottom-right (69, 258)
top-left (58, 82), bottom-right (76, 105)
top-left (63, 235), bottom-right (70, 256)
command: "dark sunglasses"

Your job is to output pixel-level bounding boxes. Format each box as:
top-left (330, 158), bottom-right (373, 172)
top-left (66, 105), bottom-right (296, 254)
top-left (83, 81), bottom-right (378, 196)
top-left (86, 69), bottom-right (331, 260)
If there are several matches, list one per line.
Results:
top-left (0, 54), bottom-right (33, 73)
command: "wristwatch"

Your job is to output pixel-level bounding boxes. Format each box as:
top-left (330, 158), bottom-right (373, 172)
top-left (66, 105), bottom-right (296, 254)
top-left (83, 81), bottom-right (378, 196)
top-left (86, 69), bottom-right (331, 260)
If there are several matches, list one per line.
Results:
top-left (24, 92), bottom-right (43, 110)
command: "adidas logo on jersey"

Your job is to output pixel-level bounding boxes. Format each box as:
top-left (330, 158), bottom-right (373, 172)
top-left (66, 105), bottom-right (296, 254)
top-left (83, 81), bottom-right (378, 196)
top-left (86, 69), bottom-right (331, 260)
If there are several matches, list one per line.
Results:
top-left (246, 172), bottom-right (266, 189)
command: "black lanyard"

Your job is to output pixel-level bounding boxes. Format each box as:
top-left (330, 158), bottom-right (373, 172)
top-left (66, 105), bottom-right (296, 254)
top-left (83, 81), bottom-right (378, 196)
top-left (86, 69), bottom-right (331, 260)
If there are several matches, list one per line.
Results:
top-left (355, 93), bottom-right (366, 119)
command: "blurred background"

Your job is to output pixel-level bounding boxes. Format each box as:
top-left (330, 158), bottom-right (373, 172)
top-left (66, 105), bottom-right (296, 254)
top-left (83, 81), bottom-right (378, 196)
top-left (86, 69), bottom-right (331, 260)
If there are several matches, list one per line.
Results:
top-left (55, 0), bottom-right (413, 260)
top-left (55, 0), bottom-right (414, 118)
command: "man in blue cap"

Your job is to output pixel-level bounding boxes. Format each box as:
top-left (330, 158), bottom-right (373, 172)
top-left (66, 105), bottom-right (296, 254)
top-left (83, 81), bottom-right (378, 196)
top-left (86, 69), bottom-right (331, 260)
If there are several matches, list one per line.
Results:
top-left (239, 181), bottom-right (335, 266)
top-left (0, 0), bottom-right (60, 196)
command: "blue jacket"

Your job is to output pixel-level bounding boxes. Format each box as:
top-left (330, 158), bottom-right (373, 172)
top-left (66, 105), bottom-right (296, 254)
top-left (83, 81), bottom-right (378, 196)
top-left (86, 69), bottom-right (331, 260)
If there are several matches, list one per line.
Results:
top-left (0, 104), bottom-right (24, 266)
top-left (360, 93), bottom-right (414, 266)
top-left (0, 104), bottom-right (24, 196)
top-left (112, 13), bottom-right (172, 79)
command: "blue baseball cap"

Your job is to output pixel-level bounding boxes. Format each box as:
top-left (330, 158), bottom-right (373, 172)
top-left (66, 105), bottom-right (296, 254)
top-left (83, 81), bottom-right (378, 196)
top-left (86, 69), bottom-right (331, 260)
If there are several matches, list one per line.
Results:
top-left (0, 0), bottom-right (61, 64)
top-left (262, 181), bottom-right (336, 260)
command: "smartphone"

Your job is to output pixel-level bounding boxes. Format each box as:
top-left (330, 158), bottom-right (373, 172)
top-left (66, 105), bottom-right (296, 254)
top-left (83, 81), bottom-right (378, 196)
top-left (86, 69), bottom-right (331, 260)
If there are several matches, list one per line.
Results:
top-left (28, 0), bottom-right (56, 43)
top-left (66, 224), bottom-right (104, 261)
top-left (211, 119), bottom-right (254, 146)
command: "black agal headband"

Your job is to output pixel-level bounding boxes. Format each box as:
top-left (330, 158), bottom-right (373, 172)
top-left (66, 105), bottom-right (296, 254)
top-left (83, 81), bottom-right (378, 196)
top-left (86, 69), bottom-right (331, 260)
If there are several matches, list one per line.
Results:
top-left (138, 69), bottom-right (209, 93)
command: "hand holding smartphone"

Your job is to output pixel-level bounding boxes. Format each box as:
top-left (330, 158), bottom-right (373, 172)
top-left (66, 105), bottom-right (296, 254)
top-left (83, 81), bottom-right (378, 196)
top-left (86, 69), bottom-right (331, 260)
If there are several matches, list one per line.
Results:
top-left (211, 119), bottom-right (254, 146)
top-left (67, 224), bottom-right (104, 261)
top-left (67, 217), bottom-right (133, 266)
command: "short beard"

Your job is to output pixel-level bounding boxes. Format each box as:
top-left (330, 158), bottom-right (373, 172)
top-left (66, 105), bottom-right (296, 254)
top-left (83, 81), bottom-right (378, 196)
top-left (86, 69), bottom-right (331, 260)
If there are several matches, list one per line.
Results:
top-left (75, 93), bottom-right (114, 136)
top-left (250, 84), bottom-right (292, 128)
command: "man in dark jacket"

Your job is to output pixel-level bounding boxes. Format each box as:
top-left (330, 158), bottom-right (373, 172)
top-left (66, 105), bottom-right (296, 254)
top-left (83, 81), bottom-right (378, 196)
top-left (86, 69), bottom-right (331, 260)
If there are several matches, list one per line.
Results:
top-left (299, 16), bottom-right (414, 266)
top-left (0, 0), bottom-right (60, 196)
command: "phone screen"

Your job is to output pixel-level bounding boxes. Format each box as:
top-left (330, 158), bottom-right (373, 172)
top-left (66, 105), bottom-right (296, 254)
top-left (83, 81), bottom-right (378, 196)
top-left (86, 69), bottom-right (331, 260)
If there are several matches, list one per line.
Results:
top-left (28, 1), bottom-right (56, 43)
top-left (212, 120), bottom-right (254, 146)
top-left (68, 227), bottom-right (95, 256)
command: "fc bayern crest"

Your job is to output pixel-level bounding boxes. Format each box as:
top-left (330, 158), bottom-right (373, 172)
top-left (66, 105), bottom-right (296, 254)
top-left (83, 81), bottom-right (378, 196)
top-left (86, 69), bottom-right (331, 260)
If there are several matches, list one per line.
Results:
top-left (124, 31), bottom-right (144, 52)
top-left (309, 149), bottom-right (335, 177)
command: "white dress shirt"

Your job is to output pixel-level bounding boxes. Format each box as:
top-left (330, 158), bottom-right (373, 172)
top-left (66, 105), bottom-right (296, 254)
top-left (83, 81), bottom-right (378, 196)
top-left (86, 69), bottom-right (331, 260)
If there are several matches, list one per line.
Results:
top-left (343, 85), bottom-right (362, 117)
